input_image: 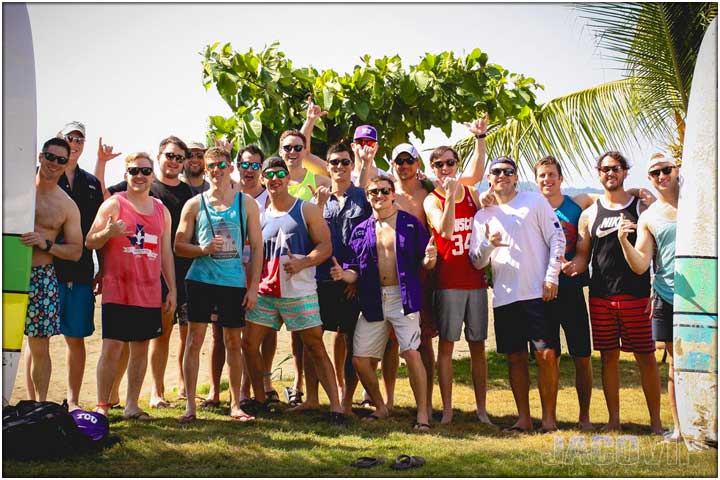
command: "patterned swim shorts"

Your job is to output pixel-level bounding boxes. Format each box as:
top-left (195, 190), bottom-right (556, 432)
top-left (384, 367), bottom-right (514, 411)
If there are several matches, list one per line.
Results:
top-left (25, 264), bottom-right (61, 338)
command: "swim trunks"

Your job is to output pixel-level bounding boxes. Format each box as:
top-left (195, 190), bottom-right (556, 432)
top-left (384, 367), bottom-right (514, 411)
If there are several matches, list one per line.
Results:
top-left (25, 264), bottom-right (61, 338)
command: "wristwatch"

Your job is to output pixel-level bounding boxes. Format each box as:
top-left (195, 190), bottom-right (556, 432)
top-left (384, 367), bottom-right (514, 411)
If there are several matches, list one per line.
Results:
top-left (475, 133), bottom-right (487, 139)
top-left (43, 239), bottom-right (53, 252)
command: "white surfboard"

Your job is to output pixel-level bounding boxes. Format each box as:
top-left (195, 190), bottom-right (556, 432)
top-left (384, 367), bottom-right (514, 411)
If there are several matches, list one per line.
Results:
top-left (673, 18), bottom-right (717, 451)
top-left (2, 3), bottom-right (37, 406)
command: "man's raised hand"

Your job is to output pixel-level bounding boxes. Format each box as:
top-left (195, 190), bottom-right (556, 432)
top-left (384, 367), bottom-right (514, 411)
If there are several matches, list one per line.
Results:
top-left (97, 137), bottom-right (122, 163)
top-left (306, 96), bottom-right (328, 122)
top-left (464, 113), bottom-right (489, 137)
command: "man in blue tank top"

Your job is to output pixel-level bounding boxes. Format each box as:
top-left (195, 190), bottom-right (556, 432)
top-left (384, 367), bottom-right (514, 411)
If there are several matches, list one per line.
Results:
top-left (617, 153), bottom-right (681, 442)
top-left (174, 147), bottom-right (263, 423)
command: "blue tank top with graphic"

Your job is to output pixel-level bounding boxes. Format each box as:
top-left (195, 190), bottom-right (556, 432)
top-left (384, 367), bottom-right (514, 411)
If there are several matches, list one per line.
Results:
top-left (555, 195), bottom-right (589, 287)
top-left (186, 192), bottom-right (247, 288)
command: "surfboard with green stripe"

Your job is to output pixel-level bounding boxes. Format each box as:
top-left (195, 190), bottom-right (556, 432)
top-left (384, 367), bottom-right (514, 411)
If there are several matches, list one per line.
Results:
top-left (673, 18), bottom-right (717, 451)
top-left (2, 3), bottom-right (37, 406)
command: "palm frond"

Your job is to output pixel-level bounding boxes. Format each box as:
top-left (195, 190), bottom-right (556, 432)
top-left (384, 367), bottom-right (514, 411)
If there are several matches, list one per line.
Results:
top-left (455, 79), bottom-right (669, 182)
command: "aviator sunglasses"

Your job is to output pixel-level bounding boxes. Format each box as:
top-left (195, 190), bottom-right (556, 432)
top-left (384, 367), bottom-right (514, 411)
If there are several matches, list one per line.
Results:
top-left (490, 167), bottom-right (516, 177)
top-left (355, 138), bottom-right (377, 148)
top-left (239, 161), bottom-right (261, 170)
top-left (598, 165), bottom-right (625, 174)
top-left (367, 187), bottom-right (392, 196)
top-left (329, 158), bottom-right (353, 167)
top-left (42, 151), bottom-right (69, 165)
top-left (64, 135), bottom-right (85, 145)
top-left (394, 157), bottom-right (416, 166)
top-left (263, 170), bottom-right (289, 179)
top-left (648, 166), bottom-right (676, 178)
top-left (127, 166), bottom-right (153, 176)
top-left (432, 159), bottom-right (457, 169)
top-left (282, 144), bottom-right (304, 153)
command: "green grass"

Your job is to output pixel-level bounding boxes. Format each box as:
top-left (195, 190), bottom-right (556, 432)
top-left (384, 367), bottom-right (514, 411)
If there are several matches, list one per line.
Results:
top-left (4, 353), bottom-right (717, 477)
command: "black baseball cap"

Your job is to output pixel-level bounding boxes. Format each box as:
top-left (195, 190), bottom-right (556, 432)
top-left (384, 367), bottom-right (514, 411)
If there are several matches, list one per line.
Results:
top-left (261, 156), bottom-right (289, 173)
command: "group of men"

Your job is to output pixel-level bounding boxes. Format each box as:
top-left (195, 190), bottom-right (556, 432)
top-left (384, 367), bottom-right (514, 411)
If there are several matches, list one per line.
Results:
top-left (21, 106), bottom-right (681, 438)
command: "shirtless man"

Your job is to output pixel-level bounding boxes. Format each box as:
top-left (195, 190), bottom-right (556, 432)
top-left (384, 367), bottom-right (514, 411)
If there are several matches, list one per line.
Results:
top-left (567, 151), bottom-right (662, 434)
top-left (23, 137), bottom-right (83, 402)
top-left (331, 176), bottom-right (436, 430)
top-left (617, 153), bottom-right (681, 441)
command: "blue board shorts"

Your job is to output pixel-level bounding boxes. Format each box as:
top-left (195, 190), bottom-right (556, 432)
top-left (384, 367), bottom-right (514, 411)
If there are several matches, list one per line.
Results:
top-left (59, 282), bottom-right (95, 338)
top-left (25, 264), bottom-right (61, 338)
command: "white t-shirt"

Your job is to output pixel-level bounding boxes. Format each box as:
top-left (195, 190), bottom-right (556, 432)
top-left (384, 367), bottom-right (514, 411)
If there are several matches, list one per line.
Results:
top-left (469, 191), bottom-right (565, 307)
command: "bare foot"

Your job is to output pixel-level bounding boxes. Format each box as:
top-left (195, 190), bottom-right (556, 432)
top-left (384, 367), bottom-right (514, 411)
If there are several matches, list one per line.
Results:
top-left (662, 430), bottom-right (683, 443)
top-left (230, 407), bottom-right (255, 422)
top-left (539, 423), bottom-right (559, 433)
top-left (176, 389), bottom-right (187, 401)
top-left (503, 421), bottom-right (533, 433)
top-left (363, 405), bottom-right (390, 422)
top-left (578, 420), bottom-right (593, 432)
top-left (288, 401), bottom-right (321, 413)
top-left (601, 422), bottom-right (622, 433)
top-left (476, 412), bottom-right (494, 426)
top-left (68, 402), bottom-right (81, 412)
top-left (440, 410), bottom-right (453, 425)
top-left (150, 398), bottom-right (172, 409)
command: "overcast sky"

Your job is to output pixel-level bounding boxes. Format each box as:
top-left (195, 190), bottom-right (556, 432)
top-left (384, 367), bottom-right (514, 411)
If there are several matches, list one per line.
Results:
top-left (26, 1), bottom-right (661, 188)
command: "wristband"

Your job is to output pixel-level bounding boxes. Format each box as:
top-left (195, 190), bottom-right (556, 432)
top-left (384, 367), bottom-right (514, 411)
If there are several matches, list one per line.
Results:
top-left (475, 133), bottom-right (487, 139)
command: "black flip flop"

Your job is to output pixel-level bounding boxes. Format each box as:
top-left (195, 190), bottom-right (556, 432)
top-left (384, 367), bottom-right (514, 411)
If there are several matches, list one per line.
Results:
top-left (391, 454), bottom-right (426, 470)
top-left (350, 456), bottom-right (384, 468)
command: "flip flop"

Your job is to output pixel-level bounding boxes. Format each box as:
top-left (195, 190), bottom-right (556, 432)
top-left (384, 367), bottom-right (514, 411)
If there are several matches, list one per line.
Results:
top-left (390, 455), bottom-right (426, 470)
top-left (123, 410), bottom-right (154, 421)
top-left (350, 456), bottom-right (384, 468)
top-left (230, 411), bottom-right (254, 422)
top-left (412, 422), bottom-right (431, 432)
top-left (362, 414), bottom-right (383, 423)
top-left (502, 425), bottom-right (531, 434)
top-left (177, 413), bottom-right (197, 424)
top-left (538, 426), bottom-right (558, 434)
top-left (354, 399), bottom-right (374, 408)
top-left (200, 399), bottom-right (221, 409)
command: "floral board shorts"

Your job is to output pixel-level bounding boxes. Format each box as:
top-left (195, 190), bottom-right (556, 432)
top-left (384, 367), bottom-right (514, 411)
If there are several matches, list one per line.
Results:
top-left (24, 264), bottom-right (61, 338)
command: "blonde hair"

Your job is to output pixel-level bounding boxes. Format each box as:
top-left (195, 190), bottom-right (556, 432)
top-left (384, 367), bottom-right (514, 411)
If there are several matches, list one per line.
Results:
top-left (124, 152), bottom-right (153, 168)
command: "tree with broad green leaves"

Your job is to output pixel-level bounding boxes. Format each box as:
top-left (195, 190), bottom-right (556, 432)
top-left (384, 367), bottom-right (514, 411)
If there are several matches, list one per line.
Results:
top-left (454, 2), bottom-right (718, 175)
top-left (202, 42), bottom-right (542, 171)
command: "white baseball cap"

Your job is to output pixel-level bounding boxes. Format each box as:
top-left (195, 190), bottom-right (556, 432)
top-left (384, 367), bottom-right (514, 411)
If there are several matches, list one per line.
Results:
top-left (391, 143), bottom-right (419, 161)
top-left (59, 121), bottom-right (86, 137)
top-left (647, 155), bottom-right (676, 172)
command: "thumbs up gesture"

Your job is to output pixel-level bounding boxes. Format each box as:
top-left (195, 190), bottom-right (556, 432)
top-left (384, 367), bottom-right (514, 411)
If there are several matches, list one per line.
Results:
top-left (330, 256), bottom-right (345, 281)
top-left (425, 236), bottom-right (438, 262)
top-left (283, 246), bottom-right (304, 275)
top-left (106, 216), bottom-right (129, 238)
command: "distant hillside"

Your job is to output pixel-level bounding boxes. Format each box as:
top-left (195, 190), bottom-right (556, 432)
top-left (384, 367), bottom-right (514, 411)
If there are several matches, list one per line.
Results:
top-left (472, 180), bottom-right (602, 195)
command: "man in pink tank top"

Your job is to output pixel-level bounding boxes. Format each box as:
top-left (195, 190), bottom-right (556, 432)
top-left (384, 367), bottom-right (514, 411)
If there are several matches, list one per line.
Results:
top-left (86, 153), bottom-right (175, 421)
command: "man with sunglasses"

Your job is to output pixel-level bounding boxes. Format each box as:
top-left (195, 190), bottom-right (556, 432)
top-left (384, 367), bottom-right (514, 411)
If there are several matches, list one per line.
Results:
top-left (104, 136), bottom-right (195, 409)
top-left (86, 152), bottom-right (175, 421)
top-left (180, 141), bottom-right (210, 195)
top-left (243, 157), bottom-right (344, 422)
top-left (22, 137), bottom-right (83, 405)
top-left (469, 156), bottom-right (565, 433)
top-left (44, 122), bottom-right (108, 412)
top-left (618, 153), bottom-right (680, 440)
top-left (174, 147), bottom-right (262, 423)
top-left (330, 176), bottom-right (436, 430)
top-left (293, 143), bottom-right (372, 415)
top-left (423, 143), bottom-right (491, 426)
top-left (567, 151), bottom-right (662, 434)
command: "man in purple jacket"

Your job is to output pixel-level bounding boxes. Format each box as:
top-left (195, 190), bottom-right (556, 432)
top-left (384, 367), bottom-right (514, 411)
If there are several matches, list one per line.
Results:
top-left (330, 177), bottom-right (437, 431)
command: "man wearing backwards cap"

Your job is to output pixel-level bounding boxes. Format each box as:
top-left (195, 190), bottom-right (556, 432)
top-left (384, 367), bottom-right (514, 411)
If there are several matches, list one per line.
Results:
top-left (469, 156), bottom-right (565, 433)
top-left (565, 151), bottom-right (662, 434)
top-left (180, 141), bottom-right (210, 195)
top-left (242, 157), bottom-right (344, 422)
top-left (616, 153), bottom-right (682, 442)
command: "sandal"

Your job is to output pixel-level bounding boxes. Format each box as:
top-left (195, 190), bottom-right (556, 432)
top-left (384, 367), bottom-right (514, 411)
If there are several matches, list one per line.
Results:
top-left (123, 410), bottom-right (154, 421)
top-left (412, 422), bottom-right (431, 432)
top-left (265, 390), bottom-right (281, 405)
top-left (200, 399), bottom-right (221, 409)
top-left (230, 411), bottom-right (255, 422)
top-left (177, 413), bottom-right (197, 424)
top-left (282, 386), bottom-right (304, 407)
top-left (350, 456), bottom-right (384, 468)
top-left (390, 454), bottom-right (426, 470)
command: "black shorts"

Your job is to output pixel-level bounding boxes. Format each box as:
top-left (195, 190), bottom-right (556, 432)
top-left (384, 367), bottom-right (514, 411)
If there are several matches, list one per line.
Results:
top-left (494, 298), bottom-right (559, 355)
top-left (186, 280), bottom-right (246, 328)
top-left (101, 303), bottom-right (162, 342)
top-left (317, 281), bottom-right (360, 334)
top-left (546, 284), bottom-right (591, 357)
top-left (651, 294), bottom-right (673, 342)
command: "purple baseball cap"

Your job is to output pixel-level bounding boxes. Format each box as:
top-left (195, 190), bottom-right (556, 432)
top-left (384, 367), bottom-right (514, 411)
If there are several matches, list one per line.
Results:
top-left (353, 125), bottom-right (377, 142)
top-left (71, 410), bottom-right (109, 441)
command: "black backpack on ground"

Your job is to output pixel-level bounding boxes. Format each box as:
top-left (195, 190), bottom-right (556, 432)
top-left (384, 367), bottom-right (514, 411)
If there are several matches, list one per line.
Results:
top-left (2, 400), bottom-right (114, 460)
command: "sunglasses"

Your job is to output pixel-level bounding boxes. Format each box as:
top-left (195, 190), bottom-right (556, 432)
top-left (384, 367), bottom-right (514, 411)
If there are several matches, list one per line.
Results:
top-left (598, 165), bottom-right (625, 174)
top-left (329, 158), bottom-right (353, 167)
top-left (282, 144), bottom-right (304, 153)
top-left (64, 135), bottom-right (85, 145)
top-left (433, 160), bottom-right (457, 169)
top-left (127, 166), bottom-right (153, 176)
top-left (355, 138), bottom-right (377, 147)
top-left (163, 152), bottom-right (185, 163)
top-left (648, 166), bottom-right (676, 178)
top-left (263, 170), bottom-right (288, 179)
top-left (187, 152), bottom-right (205, 159)
top-left (367, 187), bottom-right (392, 197)
top-left (239, 161), bottom-right (261, 170)
top-left (490, 167), bottom-right (516, 177)
top-left (394, 157), bottom-right (416, 166)
top-left (42, 151), bottom-right (69, 165)
top-left (206, 161), bottom-right (229, 170)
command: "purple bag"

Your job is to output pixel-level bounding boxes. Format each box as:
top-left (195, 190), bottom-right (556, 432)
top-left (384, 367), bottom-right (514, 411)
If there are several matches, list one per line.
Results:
top-left (71, 410), bottom-right (109, 441)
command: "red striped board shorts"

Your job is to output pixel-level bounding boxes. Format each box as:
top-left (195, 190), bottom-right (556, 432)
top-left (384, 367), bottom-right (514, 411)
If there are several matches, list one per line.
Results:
top-left (589, 295), bottom-right (654, 353)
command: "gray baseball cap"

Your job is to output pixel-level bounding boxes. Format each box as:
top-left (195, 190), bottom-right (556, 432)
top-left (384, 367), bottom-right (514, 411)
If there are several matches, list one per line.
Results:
top-left (59, 121), bottom-right (86, 137)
